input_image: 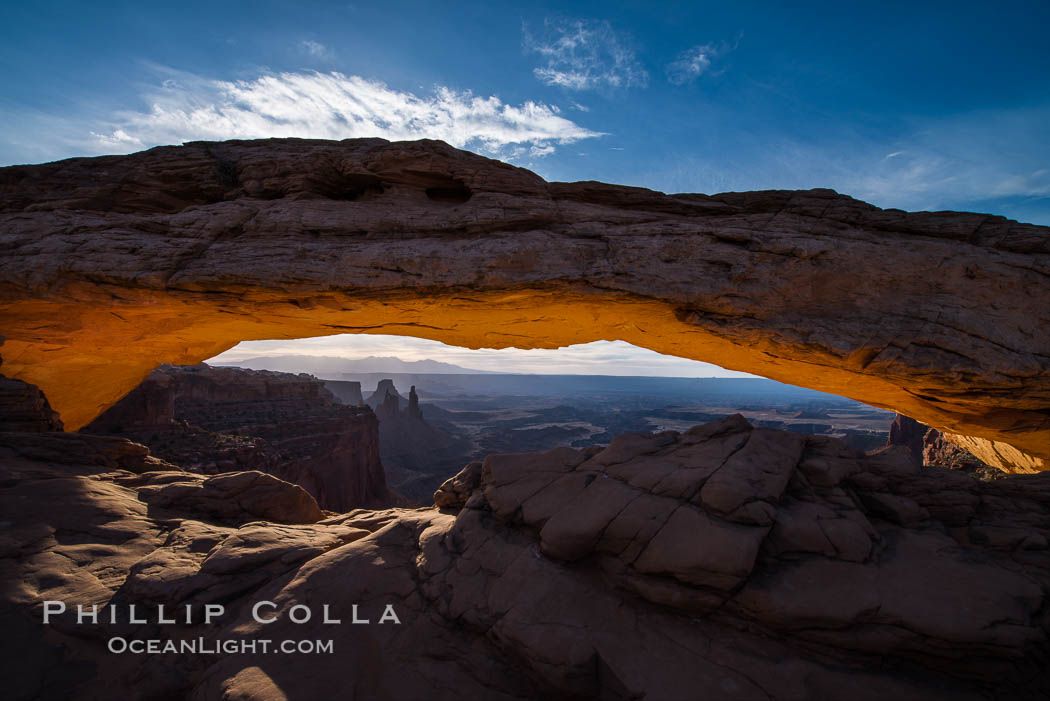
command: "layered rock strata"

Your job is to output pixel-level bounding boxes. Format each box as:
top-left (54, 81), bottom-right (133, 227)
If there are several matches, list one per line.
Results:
top-left (0, 138), bottom-right (1046, 471)
top-left (84, 364), bottom-right (389, 511)
top-left (924, 427), bottom-right (1004, 480)
top-left (0, 336), bottom-right (63, 432)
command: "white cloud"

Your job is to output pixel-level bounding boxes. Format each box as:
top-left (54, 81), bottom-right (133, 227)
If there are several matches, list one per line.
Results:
top-left (523, 18), bottom-right (648, 91)
top-left (87, 69), bottom-right (604, 160)
top-left (666, 43), bottom-right (728, 85)
top-left (89, 128), bottom-right (142, 148)
top-left (210, 335), bottom-right (754, 378)
top-left (300, 40), bottom-right (333, 61)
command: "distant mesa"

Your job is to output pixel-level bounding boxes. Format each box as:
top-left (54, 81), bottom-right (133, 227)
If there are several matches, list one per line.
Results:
top-left (326, 379), bottom-right (363, 406)
top-left (214, 354), bottom-right (496, 378)
top-left (368, 381), bottom-right (423, 422)
top-left (366, 378), bottom-right (405, 413)
top-left (357, 378), bottom-right (472, 500)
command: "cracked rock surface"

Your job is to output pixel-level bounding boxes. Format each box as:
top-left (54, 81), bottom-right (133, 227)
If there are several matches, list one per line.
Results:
top-left (5, 407), bottom-right (1050, 700)
top-left (0, 138), bottom-right (1047, 470)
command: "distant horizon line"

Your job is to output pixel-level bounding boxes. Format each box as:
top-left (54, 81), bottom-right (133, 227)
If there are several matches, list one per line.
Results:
top-left (208, 360), bottom-right (769, 381)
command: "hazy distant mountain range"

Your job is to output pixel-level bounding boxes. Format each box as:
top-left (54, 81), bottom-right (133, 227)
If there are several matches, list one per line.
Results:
top-left (211, 355), bottom-right (496, 377)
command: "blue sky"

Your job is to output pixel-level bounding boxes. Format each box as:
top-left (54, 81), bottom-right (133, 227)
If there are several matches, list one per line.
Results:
top-left (3, 1), bottom-right (1048, 375)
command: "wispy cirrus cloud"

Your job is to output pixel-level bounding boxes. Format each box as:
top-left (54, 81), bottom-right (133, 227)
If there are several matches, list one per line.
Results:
top-left (523, 18), bottom-right (648, 91)
top-left (666, 44), bottom-right (718, 85)
top-left (635, 104), bottom-right (1050, 224)
top-left (87, 68), bottom-right (604, 160)
top-left (825, 106), bottom-right (1050, 213)
top-left (665, 38), bottom-right (738, 85)
top-left (299, 40), bottom-right (334, 61)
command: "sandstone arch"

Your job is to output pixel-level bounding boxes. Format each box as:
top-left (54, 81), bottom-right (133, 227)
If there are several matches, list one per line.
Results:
top-left (0, 138), bottom-right (1047, 471)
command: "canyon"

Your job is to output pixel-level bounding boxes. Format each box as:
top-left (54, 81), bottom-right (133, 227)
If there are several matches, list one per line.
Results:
top-left (0, 138), bottom-right (1047, 472)
top-left (83, 363), bottom-right (390, 511)
top-left (1, 138), bottom-right (1049, 699)
top-left (2, 369), bottom-right (1049, 699)
top-left (325, 371), bottom-right (895, 499)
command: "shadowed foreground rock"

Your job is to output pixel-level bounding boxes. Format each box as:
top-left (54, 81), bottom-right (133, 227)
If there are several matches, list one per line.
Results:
top-left (0, 138), bottom-right (1047, 471)
top-left (5, 405), bottom-right (1050, 700)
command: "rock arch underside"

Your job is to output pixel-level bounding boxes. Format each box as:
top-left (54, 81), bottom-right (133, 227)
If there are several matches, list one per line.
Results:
top-left (0, 137), bottom-right (1047, 472)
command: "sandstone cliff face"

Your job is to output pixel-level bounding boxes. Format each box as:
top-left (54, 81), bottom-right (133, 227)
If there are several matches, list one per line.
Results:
top-left (887, 413), bottom-right (927, 464)
top-left (0, 139), bottom-right (1046, 472)
top-left (0, 376), bottom-right (63, 432)
top-left (80, 368), bottom-right (176, 431)
top-left (325, 379), bottom-right (363, 406)
top-left (0, 337), bottom-right (63, 432)
top-left (5, 410), bottom-right (1050, 699)
top-left (886, 412), bottom-right (1000, 479)
top-left (366, 378), bottom-right (403, 413)
top-left (924, 428), bottom-right (1002, 480)
top-left (85, 364), bottom-right (389, 511)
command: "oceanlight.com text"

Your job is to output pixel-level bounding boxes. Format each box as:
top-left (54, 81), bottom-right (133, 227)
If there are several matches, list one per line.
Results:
top-left (107, 637), bottom-right (335, 654)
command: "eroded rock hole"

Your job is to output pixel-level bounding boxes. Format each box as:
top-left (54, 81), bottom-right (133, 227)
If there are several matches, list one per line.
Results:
top-left (425, 181), bottom-right (472, 204)
top-left (318, 173), bottom-right (385, 201)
